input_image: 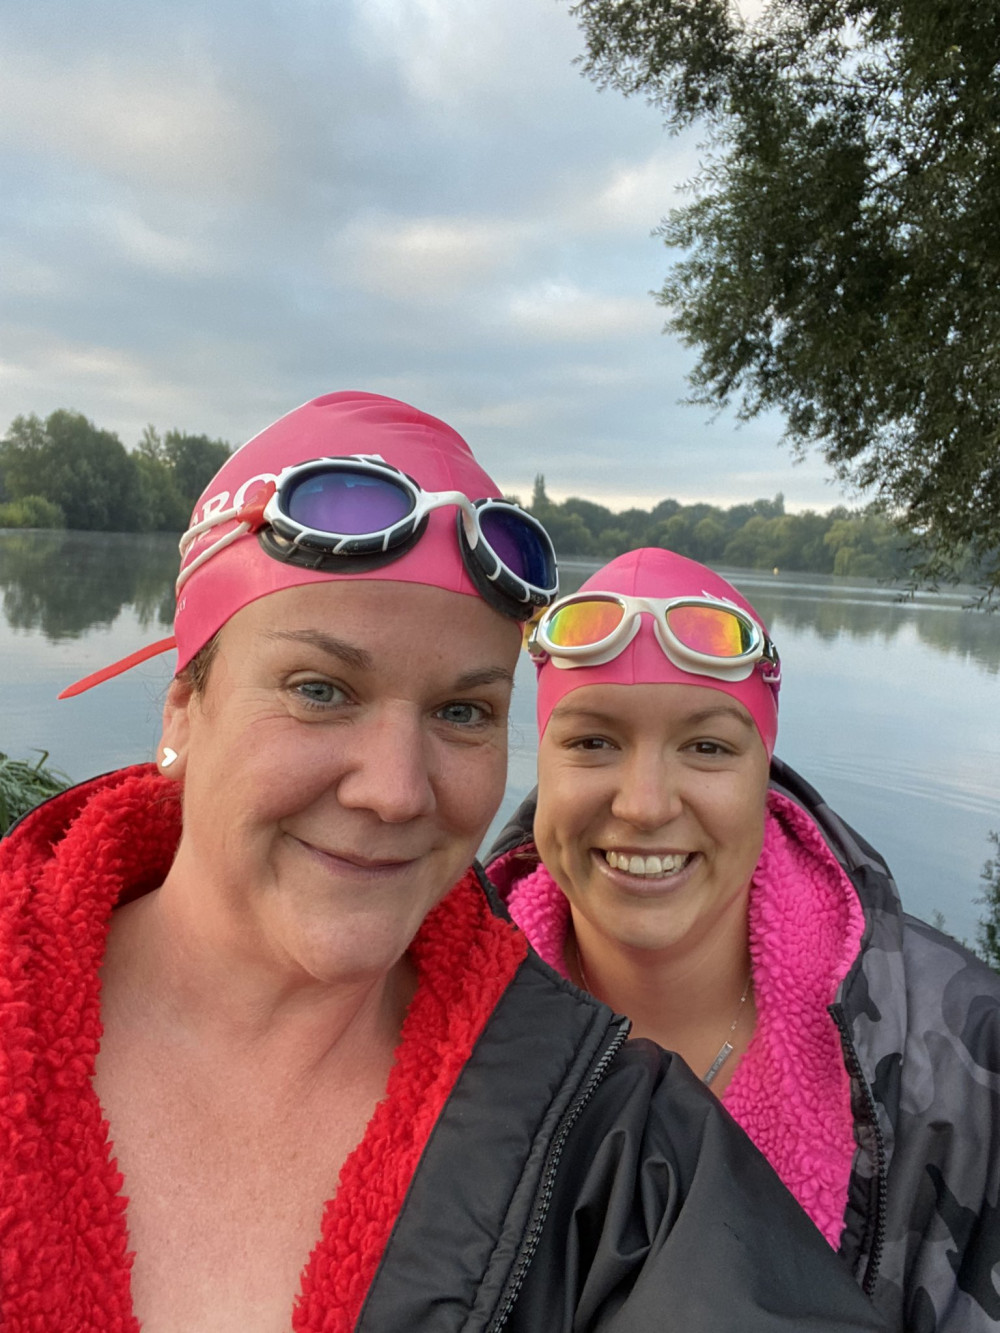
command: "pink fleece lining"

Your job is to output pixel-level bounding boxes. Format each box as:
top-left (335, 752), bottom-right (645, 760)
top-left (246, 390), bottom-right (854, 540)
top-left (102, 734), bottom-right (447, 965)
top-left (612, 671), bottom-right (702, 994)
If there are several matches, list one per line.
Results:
top-left (504, 790), bottom-right (864, 1248)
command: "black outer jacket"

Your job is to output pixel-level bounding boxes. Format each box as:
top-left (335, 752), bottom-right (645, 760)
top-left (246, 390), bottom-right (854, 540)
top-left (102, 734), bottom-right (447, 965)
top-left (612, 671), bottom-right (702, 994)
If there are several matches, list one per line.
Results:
top-left (485, 757), bottom-right (1000, 1333)
top-left (356, 864), bottom-right (885, 1330)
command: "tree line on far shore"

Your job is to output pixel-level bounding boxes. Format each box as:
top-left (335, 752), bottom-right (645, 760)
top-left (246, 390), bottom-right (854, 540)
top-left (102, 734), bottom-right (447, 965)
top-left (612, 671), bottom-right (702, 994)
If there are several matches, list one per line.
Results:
top-left (525, 478), bottom-right (982, 585)
top-left (0, 410), bottom-right (231, 534)
top-left (0, 408), bottom-right (986, 585)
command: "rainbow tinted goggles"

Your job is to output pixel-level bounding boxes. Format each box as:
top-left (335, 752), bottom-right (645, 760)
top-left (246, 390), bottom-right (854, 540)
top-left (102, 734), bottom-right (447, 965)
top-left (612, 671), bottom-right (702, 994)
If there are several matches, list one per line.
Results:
top-left (177, 455), bottom-right (559, 621)
top-left (528, 591), bottom-right (780, 686)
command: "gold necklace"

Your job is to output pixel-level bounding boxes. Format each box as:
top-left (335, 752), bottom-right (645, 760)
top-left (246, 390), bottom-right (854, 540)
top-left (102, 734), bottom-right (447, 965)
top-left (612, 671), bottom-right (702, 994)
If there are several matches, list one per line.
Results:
top-left (572, 935), bottom-right (752, 1087)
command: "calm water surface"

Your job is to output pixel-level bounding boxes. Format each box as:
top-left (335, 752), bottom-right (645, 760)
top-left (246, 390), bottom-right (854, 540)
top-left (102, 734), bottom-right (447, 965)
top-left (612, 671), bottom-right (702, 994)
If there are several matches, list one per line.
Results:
top-left (2, 531), bottom-right (998, 943)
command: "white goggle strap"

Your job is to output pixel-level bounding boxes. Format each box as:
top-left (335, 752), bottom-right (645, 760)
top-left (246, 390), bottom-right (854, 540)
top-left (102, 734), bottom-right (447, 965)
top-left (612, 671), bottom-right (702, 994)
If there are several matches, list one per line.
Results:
top-left (176, 505), bottom-right (249, 594)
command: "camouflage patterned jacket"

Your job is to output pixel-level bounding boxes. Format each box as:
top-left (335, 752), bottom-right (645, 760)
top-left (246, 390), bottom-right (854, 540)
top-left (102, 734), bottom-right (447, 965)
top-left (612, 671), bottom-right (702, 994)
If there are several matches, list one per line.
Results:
top-left (486, 756), bottom-right (1000, 1333)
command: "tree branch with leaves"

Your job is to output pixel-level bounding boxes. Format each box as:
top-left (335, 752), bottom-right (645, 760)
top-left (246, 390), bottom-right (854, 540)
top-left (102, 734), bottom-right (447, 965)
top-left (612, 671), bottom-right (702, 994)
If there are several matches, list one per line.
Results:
top-left (572, 0), bottom-right (1000, 601)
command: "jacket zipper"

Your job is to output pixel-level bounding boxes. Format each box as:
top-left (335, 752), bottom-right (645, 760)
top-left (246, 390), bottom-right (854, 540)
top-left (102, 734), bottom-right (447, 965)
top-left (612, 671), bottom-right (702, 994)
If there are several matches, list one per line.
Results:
top-left (829, 1003), bottom-right (886, 1297)
top-left (486, 1016), bottom-right (631, 1332)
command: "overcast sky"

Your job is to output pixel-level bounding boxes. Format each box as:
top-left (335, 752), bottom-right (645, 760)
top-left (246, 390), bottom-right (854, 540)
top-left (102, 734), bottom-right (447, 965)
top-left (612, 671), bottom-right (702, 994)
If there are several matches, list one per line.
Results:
top-left (1, 0), bottom-right (847, 513)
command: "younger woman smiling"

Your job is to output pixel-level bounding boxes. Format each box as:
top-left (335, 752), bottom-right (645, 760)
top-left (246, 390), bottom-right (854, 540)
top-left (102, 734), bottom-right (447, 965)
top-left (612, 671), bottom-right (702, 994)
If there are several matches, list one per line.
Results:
top-left (488, 546), bottom-right (1000, 1333)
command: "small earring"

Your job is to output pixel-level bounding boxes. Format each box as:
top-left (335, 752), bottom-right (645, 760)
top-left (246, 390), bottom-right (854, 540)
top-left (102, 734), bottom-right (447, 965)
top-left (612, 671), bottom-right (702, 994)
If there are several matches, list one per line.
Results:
top-left (161, 747), bottom-right (178, 769)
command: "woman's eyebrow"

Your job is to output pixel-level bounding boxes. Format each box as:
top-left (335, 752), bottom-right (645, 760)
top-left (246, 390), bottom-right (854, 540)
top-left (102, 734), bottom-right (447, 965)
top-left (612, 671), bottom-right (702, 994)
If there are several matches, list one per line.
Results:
top-left (552, 706), bottom-right (617, 725)
top-left (685, 704), bottom-right (754, 730)
top-left (554, 702), bottom-right (753, 729)
top-left (262, 632), bottom-right (513, 691)
top-left (452, 666), bottom-right (516, 691)
top-left (264, 628), bottom-right (374, 672)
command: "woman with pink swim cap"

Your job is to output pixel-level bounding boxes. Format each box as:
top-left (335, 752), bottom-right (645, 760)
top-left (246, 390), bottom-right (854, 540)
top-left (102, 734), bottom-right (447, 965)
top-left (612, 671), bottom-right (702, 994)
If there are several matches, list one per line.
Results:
top-left (0, 397), bottom-right (887, 1333)
top-left (487, 546), bottom-right (1000, 1332)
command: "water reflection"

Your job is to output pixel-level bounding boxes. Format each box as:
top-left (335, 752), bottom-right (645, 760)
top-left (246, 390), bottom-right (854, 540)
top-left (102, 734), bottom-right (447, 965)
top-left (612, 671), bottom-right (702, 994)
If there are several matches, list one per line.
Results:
top-left (0, 531), bottom-right (176, 640)
top-left (1, 535), bottom-right (997, 678)
top-left (753, 590), bottom-right (999, 675)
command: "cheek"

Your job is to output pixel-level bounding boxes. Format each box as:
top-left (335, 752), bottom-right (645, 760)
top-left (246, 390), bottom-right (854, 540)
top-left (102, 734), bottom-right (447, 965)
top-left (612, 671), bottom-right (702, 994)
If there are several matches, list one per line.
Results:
top-left (721, 790), bottom-right (768, 872)
top-left (186, 721), bottom-right (330, 830)
top-left (443, 745), bottom-right (508, 833)
top-left (533, 767), bottom-right (585, 871)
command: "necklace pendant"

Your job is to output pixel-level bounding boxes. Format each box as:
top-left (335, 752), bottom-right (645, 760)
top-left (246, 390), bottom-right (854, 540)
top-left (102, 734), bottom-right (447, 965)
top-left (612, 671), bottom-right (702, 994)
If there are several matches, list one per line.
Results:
top-left (703, 1040), bottom-right (734, 1087)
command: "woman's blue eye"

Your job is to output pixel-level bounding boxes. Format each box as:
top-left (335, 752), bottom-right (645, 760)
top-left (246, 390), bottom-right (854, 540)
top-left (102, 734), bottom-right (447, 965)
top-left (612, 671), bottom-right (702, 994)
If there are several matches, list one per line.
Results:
top-left (295, 680), bottom-right (346, 706)
top-left (437, 701), bottom-right (486, 726)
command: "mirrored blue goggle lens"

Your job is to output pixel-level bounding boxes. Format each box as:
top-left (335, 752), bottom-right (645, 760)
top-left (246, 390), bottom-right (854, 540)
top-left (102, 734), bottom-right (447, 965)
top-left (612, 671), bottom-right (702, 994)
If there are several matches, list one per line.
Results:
top-left (478, 507), bottom-right (555, 588)
top-left (283, 470), bottom-right (413, 535)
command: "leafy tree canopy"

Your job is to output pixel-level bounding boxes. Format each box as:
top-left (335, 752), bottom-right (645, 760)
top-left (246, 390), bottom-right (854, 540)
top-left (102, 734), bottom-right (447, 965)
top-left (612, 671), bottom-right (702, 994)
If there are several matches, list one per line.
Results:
top-left (1, 411), bottom-right (137, 531)
top-left (0, 412), bottom-right (232, 534)
top-left (162, 430), bottom-right (232, 513)
top-left (526, 473), bottom-right (928, 579)
top-left (572, 0), bottom-right (1000, 601)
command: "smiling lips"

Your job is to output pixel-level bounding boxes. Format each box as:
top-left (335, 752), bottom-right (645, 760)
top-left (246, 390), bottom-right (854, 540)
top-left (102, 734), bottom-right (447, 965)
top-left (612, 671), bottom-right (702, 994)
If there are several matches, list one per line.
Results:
top-left (603, 849), bottom-right (692, 878)
top-left (298, 837), bottom-right (417, 874)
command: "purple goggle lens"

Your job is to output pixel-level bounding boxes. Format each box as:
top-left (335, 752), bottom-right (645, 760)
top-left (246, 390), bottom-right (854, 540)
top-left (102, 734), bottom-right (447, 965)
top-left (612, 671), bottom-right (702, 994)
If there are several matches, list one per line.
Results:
top-left (283, 470), bottom-right (412, 536)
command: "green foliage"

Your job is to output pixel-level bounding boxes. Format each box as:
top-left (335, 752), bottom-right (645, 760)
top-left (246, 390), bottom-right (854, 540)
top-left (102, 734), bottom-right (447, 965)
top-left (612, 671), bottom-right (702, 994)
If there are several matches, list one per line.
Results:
top-left (975, 832), bottom-right (1000, 974)
top-left (0, 410), bottom-right (232, 534)
top-left (823, 512), bottom-right (910, 579)
top-left (571, 0), bottom-right (1000, 602)
top-left (1, 411), bottom-right (136, 530)
top-left (0, 495), bottom-right (66, 528)
top-left (163, 431), bottom-right (232, 514)
top-left (527, 474), bottom-right (950, 579)
top-left (0, 750), bottom-right (70, 835)
top-left (131, 454), bottom-right (188, 533)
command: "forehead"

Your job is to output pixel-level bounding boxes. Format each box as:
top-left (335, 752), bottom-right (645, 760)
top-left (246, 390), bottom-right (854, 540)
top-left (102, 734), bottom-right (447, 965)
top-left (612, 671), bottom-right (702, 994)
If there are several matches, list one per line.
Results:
top-left (219, 578), bottom-right (522, 668)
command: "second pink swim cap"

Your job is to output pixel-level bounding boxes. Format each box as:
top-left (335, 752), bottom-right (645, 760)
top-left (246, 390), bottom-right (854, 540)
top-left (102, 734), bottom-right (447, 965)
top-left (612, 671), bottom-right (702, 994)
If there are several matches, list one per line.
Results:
top-left (536, 547), bottom-right (780, 755)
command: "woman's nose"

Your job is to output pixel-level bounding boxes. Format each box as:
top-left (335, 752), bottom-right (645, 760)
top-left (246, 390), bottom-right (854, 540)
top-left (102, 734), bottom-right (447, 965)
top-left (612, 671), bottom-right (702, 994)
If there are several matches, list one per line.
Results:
top-left (609, 750), bottom-right (683, 830)
top-left (335, 708), bottom-right (436, 823)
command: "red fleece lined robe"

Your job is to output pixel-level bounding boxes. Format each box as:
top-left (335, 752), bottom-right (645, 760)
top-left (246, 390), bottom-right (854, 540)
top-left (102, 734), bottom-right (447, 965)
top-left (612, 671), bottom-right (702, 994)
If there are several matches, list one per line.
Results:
top-left (0, 766), bottom-right (527, 1331)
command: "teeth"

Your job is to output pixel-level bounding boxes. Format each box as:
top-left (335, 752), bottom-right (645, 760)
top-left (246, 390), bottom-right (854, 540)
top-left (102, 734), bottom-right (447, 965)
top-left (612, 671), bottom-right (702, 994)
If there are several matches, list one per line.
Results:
top-left (605, 850), bottom-right (688, 876)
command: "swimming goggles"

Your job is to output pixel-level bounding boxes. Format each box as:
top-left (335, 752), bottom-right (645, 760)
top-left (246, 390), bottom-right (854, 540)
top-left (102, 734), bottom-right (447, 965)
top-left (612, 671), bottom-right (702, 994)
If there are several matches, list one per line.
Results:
top-left (527, 591), bottom-right (781, 686)
top-left (177, 454), bottom-right (559, 620)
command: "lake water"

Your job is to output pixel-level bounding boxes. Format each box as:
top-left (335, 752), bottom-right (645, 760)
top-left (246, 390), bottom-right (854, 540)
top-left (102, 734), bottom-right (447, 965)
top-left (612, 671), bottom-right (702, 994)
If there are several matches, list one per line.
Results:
top-left (2, 530), bottom-right (999, 944)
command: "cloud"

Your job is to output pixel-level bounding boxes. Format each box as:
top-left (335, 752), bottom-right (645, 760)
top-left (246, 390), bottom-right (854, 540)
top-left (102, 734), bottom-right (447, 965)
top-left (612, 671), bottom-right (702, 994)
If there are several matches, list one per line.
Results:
top-left (505, 281), bottom-right (659, 343)
top-left (330, 211), bottom-right (529, 300)
top-left (0, 44), bottom-right (276, 199)
top-left (100, 205), bottom-right (222, 275)
top-left (588, 147), bottom-right (704, 232)
top-left (357, 0), bottom-right (583, 112)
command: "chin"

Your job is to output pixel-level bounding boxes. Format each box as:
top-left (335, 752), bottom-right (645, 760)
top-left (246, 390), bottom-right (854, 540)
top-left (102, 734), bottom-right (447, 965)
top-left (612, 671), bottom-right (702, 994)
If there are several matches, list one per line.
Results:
top-left (284, 914), bottom-right (411, 985)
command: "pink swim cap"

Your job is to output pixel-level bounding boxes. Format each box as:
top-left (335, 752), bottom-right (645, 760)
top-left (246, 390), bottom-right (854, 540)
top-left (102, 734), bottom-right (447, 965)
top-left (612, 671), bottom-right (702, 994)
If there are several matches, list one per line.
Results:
top-left (536, 547), bottom-right (780, 755)
top-left (60, 391), bottom-right (518, 696)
